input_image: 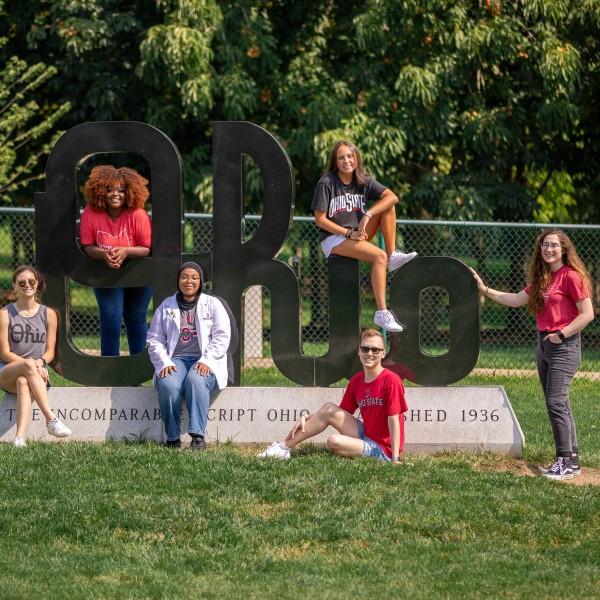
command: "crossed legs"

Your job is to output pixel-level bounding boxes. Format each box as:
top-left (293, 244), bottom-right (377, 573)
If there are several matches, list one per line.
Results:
top-left (0, 359), bottom-right (56, 438)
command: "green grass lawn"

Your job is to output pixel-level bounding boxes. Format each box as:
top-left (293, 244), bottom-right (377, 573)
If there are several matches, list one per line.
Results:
top-left (1, 373), bottom-right (600, 598)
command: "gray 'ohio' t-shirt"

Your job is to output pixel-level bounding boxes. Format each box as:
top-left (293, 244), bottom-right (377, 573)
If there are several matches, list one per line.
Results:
top-left (7, 303), bottom-right (47, 359)
top-left (311, 172), bottom-right (386, 241)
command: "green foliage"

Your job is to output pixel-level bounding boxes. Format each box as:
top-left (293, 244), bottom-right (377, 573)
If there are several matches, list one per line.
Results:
top-left (2, 0), bottom-right (599, 219)
top-left (0, 3), bottom-right (70, 203)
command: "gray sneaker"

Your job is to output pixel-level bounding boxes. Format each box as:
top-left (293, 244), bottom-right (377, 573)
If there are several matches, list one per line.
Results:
top-left (387, 251), bottom-right (417, 272)
top-left (47, 418), bottom-right (72, 438)
top-left (541, 457), bottom-right (573, 481)
top-left (374, 310), bottom-right (404, 333)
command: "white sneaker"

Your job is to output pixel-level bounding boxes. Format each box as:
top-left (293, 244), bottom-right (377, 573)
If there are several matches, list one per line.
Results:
top-left (258, 441), bottom-right (291, 460)
top-left (13, 437), bottom-right (26, 448)
top-left (388, 250), bottom-right (417, 272)
top-left (47, 418), bottom-right (72, 438)
top-left (374, 310), bottom-right (404, 333)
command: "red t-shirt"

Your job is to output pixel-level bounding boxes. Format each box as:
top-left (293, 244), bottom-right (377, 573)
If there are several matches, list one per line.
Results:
top-left (523, 265), bottom-right (588, 331)
top-left (79, 206), bottom-right (152, 250)
top-left (339, 368), bottom-right (408, 457)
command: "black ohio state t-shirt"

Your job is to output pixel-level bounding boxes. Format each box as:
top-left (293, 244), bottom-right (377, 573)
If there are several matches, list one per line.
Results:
top-left (311, 172), bottom-right (386, 241)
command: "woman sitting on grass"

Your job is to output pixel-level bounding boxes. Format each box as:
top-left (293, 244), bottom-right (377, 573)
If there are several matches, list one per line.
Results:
top-left (0, 266), bottom-right (72, 447)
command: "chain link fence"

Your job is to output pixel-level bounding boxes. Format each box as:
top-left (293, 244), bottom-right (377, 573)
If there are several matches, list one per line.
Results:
top-left (1, 207), bottom-right (598, 381)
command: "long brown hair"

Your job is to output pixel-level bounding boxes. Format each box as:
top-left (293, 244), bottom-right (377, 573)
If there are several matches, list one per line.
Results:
top-left (326, 140), bottom-right (369, 187)
top-left (527, 229), bottom-right (591, 314)
top-left (83, 165), bottom-right (149, 212)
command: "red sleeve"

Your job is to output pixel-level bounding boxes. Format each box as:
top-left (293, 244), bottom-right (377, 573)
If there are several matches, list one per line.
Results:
top-left (79, 206), bottom-right (97, 246)
top-left (131, 209), bottom-right (152, 248)
top-left (385, 371), bottom-right (407, 416)
top-left (339, 375), bottom-right (359, 415)
top-left (565, 270), bottom-right (588, 303)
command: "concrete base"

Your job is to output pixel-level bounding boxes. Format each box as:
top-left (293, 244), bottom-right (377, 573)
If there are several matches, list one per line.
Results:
top-left (0, 386), bottom-right (524, 455)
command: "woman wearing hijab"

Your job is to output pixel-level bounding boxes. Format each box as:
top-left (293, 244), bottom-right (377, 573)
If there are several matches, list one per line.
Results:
top-left (147, 262), bottom-right (231, 449)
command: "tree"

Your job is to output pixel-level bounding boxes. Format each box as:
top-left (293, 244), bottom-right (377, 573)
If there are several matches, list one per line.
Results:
top-left (0, 0), bottom-right (69, 202)
top-left (3, 0), bottom-right (599, 223)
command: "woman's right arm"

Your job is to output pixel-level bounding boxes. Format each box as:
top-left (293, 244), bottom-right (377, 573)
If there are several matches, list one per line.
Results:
top-left (470, 267), bottom-right (529, 308)
top-left (82, 245), bottom-right (109, 261)
top-left (147, 305), bottom-right (176, 375)
top-left (80, 208), bottom-right (111, 263)
top-left (0, 309), bottom-right (23, 363)
top-left (314, 210), bottom-right (365, 241)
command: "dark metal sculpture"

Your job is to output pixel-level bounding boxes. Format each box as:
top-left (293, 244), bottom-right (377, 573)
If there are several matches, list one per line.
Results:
top-left (36, 121), bottom-right (182, 385)
top-left (387, 257), bottom-right (480, 385)
top-left (35, 120), bottom-right (480, 388)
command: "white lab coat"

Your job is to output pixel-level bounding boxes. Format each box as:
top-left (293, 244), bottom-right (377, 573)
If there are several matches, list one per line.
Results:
top-left (147, 293), bottom-right (231, 389)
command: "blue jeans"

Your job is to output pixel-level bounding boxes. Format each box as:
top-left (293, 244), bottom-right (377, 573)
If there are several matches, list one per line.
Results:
top-left (156, 357), bottom-right (218, 442)
top-left (93, 286), bottom-right (152, 356)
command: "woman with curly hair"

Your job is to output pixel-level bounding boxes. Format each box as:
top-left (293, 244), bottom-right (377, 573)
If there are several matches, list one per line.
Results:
top-left (471, 229), bottom-right (594, 480)
top-left (0, 266), bottom-right (71, 446)
top-left (80, 165), bottom-right (152, 356)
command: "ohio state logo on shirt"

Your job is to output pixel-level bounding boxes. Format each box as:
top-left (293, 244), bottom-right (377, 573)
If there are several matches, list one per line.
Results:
top-left (96, 228), bottom-right (133, 249)
top-left (328, 193), bottom-right (366, 218)
top-left (180, 326), bottom-right (197, 344)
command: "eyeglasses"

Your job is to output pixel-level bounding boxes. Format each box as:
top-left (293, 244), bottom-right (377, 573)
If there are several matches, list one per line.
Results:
top-left (359, 345), bottom-right (385, 355)
top-left (180, 276), bottom-right (200, 282)
top-left (17, 279), bottom-right (37, 288)
top-left (541, 242), bottom-right (561, 249)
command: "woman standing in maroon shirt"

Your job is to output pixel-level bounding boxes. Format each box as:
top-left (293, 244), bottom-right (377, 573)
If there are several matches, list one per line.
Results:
top-left (471, 229), bottom-right (594, 480)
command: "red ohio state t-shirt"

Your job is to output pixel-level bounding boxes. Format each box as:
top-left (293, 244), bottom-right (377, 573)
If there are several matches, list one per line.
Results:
top-left (79, 206), bottom-right (152, 250)
top-left (339, 368), bottom-right (408, 457)
top-left (524, 266), bottom-right (588, 332)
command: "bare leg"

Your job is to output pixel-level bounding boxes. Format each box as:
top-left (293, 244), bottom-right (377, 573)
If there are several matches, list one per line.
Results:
top-left (0, 360), bottom-right (55, 423)
top-left (365, 205), bottom-right (397, 256)
top-left (284, 402), bottom-right (360, 448)
top-left (14, 376), bottom-right (32, 439)
top-left (327, 434), bottom-right (366, 457)
top-left (332, 240), bottom-right (388, 310)
top-left (22, 361), bottom-right (55, 422)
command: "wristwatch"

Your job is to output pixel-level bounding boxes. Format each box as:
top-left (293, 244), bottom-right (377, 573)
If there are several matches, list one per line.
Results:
top-left (557, 331), bottom-right (566, 342)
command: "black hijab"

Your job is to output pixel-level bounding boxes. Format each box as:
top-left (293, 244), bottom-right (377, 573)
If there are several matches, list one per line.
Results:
top-left (176, 262), bottom-right (204, 311)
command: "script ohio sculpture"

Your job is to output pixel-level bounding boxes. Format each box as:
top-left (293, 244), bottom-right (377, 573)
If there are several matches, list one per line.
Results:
top-left (35, 121), bottom-right (479, 387)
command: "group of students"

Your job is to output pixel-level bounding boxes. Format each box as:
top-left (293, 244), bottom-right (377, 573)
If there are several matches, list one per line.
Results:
top-left (0, 141), bottom-right (594, 481)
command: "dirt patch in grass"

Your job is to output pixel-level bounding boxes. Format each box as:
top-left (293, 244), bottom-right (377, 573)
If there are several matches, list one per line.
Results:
top-left (475, 458), bottom-right (600, 486)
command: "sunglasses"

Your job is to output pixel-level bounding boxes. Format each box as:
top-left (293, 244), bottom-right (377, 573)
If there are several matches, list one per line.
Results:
top-left (17, 279), bottom-right (37, 288)
top-left (359, 345), bottom-right (384, 355)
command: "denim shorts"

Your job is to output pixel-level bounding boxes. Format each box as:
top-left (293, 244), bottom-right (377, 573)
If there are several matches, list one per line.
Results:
top-left (357, 420), bottom-right (391, 462)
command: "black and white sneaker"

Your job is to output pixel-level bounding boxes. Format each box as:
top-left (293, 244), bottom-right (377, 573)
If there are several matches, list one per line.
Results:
top-left (541, 457), bottom-right (573, 481)
top-left (571, 454), bottom-right (581, 476)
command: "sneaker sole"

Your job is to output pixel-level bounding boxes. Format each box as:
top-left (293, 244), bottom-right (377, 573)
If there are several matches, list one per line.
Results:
top-left (542, 473), bottom-right (574, 481)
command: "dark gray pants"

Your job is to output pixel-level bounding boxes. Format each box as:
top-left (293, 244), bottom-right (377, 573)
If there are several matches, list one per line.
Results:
top-left (536, 332), bottom-right (580, 457)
